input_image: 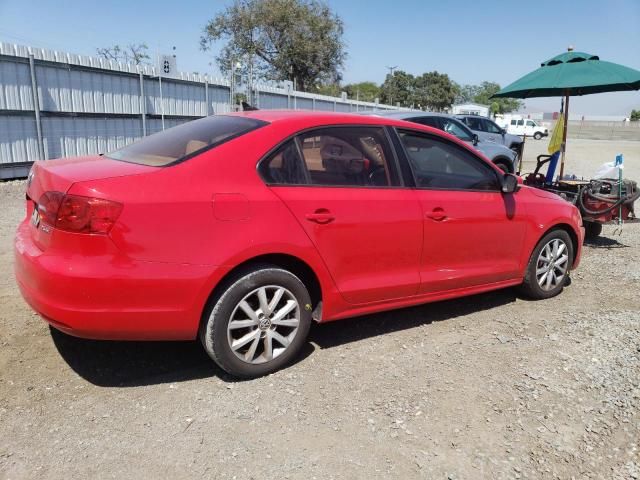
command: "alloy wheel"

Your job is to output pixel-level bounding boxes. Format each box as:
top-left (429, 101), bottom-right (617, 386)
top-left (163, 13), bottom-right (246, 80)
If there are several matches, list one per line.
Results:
top-left (535, 238), bottom-right (569, 291)
top-left (226, 286), bottom-right (300, 364)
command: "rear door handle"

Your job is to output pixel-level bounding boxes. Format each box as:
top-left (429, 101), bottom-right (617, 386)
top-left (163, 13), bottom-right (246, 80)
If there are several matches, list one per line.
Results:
top-left (426, 207), bottom-right (447, 221)
top-left (305, 209), bottom-right (335, 224)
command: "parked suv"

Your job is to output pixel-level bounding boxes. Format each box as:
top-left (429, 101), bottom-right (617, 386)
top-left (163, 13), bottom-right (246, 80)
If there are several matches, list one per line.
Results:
top-left (456, 114), bottom-right (523, 160)
top-left (372, 111), bottom-right (518, 173)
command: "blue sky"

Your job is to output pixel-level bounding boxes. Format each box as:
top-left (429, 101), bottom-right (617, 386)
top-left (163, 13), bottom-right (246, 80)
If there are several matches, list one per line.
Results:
top-left (1, 0), bottom-right (639, 115)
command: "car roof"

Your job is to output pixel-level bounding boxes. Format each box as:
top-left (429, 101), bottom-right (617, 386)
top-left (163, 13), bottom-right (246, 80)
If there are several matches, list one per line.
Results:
top-left (222, 109), bottom-right (449, 130)
top-left (364, 110), bottom-right (457, 120)
top-left (226, 109), bottom-right (400, 123)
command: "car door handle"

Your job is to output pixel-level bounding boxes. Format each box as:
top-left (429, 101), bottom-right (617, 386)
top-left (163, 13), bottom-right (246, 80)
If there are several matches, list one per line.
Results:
top-left (426, 208), bottom-right (447, 221)
top-left (305, 209), bottom-right (335, 224)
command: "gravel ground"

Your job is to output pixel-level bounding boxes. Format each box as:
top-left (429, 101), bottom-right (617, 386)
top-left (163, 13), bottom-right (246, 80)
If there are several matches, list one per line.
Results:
top-left (1, 137), bottom-right (639, 479)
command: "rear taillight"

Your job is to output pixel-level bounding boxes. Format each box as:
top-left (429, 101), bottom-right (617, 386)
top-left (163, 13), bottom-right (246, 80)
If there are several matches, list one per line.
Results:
top-left (37, 191), bottom-right (122, 234)
top-left (37, 191), bottom-right (65, 226)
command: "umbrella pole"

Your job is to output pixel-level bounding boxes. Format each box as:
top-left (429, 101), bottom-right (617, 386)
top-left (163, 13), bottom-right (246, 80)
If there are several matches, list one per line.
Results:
top-left (559, 92), bottom-right (570, 179)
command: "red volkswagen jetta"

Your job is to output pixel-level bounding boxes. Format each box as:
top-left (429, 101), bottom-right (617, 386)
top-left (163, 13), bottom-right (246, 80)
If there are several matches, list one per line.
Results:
top-left (15, 111), bottom-right (584, 377)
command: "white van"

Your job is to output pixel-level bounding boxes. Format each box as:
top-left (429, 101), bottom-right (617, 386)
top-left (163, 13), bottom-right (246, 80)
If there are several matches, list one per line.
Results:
top-left (497, 115), bottom-right (548, 139)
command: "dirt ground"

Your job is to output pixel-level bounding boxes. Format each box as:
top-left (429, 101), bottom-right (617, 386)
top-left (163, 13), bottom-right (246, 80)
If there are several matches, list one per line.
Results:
top-left (1, 137), bottom-right (639, 479)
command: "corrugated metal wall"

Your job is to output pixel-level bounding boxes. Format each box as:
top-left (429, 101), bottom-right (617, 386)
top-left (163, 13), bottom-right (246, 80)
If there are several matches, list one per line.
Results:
top-left (0, 42), bottom-right (404, 178)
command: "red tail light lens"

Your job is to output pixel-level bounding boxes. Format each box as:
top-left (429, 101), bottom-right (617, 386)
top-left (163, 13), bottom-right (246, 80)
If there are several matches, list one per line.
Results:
top-left (37, 191), bottom-right (123, 234)
top-left (37, 191), bottom-right (65, 227)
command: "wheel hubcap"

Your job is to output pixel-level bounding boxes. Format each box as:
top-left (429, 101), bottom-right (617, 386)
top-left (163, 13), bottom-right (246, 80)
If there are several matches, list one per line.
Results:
top-left (227, 286), bottom-right (300, 364)
top-left (535, 238), bottom-right (569, 291)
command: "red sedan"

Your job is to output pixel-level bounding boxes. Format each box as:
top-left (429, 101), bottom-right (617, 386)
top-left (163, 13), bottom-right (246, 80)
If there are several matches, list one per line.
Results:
top-left (15, 111), bottom-right (584, 378)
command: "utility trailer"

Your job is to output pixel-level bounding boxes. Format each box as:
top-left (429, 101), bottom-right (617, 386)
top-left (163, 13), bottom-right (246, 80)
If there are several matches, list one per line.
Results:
top-left (524, 154), bottom-right (639, 239)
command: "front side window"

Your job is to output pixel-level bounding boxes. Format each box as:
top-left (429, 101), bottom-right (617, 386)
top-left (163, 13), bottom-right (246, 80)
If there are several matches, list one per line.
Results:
top-left (398, 131), bottom-right (499, 191)
top-left (107, 116), bottom-right (266, 166)
top-left (261, 126), bottom-right (399, 188)
top-left (439, 118), bottom-right (474, 142)
top-left (526, 120), bottom-right (535, 127)
top-left (483, 119), bottom-right (503, 134)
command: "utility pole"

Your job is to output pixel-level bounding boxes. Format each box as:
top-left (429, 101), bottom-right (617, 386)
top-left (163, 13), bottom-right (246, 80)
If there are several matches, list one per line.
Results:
top-left (386, 65), bottom-right (398, 106)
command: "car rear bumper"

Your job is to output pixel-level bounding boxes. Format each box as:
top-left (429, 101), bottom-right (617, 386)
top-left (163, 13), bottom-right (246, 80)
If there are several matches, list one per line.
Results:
top-left (14, 220), bottom-right (216, 340)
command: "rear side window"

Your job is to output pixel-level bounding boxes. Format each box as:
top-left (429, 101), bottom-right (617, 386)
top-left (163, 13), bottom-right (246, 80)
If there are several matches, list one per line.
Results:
top-left (107, 116), bottom-right (266, 166)
top-left (398, 131), bottom-right (499, 191)
top-left (261, 140), bottom-right (308, 184)
top-left (261, 126), bottom-right (400, 188)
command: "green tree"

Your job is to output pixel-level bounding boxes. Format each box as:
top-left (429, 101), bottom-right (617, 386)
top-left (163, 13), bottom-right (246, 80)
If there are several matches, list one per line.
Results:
top-left (344, 81), bottom-right (380, 102)
top-left (455, 83), bottom-right (480, 104)
top-left (630, 109), bottom-right (640, 121)
top-left (413, 71), bottom-right (458, 111)
top-left (96, 43), bottom-right (151, 65)
top-left (200, 0), bottom-right (346, 92)
top-left (380, 70), bottom-right (415, 107)
top-left (472, 81), bottom-right (522, 114)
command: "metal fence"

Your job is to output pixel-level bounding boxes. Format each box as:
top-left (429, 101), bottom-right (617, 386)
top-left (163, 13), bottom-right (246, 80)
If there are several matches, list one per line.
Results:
top-left (0, 42), bottom-right (403, 179)
top-left (539, 119), bottom-right (640, 141)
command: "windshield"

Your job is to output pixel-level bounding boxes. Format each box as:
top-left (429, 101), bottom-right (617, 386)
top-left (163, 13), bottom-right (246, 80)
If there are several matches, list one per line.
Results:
top-left (440, 118), bottom-right (473, 142)
top-left (107, 115), bottom-right (266, 166)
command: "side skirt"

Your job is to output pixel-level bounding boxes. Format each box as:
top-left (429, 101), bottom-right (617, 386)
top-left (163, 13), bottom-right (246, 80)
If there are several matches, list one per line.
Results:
top-left (320, 278), bottom-right (522, 323)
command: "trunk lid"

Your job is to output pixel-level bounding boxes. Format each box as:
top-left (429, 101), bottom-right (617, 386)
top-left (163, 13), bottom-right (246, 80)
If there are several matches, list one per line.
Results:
top-left (26, 156), bottom-right (156, 251)
top-left (27, 155), bottom-right (154, 201)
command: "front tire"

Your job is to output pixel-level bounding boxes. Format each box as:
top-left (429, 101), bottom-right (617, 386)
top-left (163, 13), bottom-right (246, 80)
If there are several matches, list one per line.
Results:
top-left (534, 132), bottom-right (543, 140)
top-left (519, 230), bottom-right (573, 299)
top-left (200, 266), bottom-right (312, 378)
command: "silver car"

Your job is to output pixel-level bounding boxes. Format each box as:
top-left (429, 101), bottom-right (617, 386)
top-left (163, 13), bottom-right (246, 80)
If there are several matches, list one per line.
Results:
top-left (455, 114), bottom-right (523, 160)
top-left (370, 111), bottom-right (518, 173)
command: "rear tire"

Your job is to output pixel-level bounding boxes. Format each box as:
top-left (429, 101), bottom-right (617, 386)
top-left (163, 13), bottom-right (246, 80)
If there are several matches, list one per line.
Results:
top-left (519, 230), bottom-right (574, 300)
top-left (534, 132), bottom-right (543, 140)
top-left (584, 221), bottom-right (602, 239)
top-left (200, 266), bottom-right (312, 378)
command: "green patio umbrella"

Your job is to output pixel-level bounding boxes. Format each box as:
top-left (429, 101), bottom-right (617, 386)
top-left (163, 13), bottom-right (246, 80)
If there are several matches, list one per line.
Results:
top-left (492, 47), bottom-right (640, 178)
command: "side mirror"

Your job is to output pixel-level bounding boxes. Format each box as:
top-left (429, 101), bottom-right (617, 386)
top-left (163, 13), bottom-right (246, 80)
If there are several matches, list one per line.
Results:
top-left (501, 173), bottom-right (519, 194)
top-left (501, 128), bottom-right (507, 135)
top-left (472, 134), bottom-right (479, 146)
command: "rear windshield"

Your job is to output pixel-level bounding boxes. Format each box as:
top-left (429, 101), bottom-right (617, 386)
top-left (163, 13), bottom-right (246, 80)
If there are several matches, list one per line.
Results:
top-left (106, 115), bottom-right (266, 166)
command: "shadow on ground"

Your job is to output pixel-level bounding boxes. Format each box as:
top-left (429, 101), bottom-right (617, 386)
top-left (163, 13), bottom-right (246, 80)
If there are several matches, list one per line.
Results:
top-left (310, 289), bottom-right (517, 349)
top-left (584, 235), bottom-right (629, 249)
top-left (51, 289), bottom-right (517, 388)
